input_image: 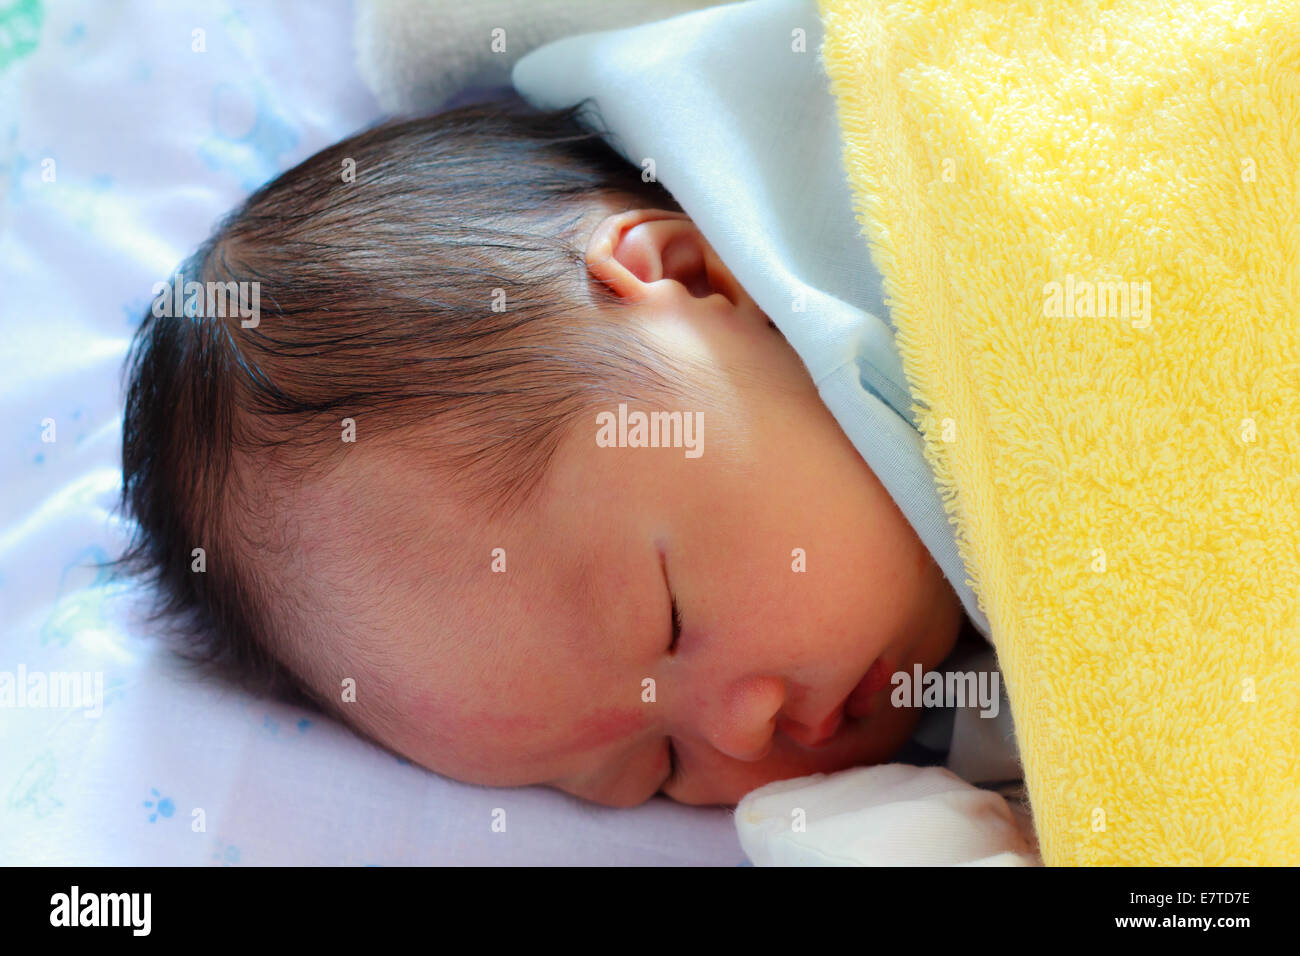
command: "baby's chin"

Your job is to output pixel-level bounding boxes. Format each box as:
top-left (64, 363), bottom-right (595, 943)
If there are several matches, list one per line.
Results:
top-left (840, 692), bottom-right (929, 764)
top-left (882, 568), bottom-right (967, 697)
top-left (809, 588), bottom-right (967, 770)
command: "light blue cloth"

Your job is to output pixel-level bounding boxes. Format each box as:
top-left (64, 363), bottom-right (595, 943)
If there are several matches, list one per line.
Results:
top-left (513, 0), bottom-right (991, 638)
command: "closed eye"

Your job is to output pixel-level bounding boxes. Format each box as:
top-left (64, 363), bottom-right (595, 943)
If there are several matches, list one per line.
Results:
top-left (659, 544), bottom-right (682, 655)
top-left (658, 544), bottom-right (683, 793)
top-left (662, 597), bottom-right (682, 790)
top-left (669, 594), bottom-right (682, 653)
top-left (664, 737), bottom-right (681, 791)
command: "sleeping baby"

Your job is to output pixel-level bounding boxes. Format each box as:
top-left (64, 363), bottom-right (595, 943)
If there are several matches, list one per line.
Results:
top-left (116, 99), bottom-right (978, 808)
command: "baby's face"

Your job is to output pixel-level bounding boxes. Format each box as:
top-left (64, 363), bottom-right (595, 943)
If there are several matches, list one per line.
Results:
top-left (297, 209), bottom-right (964, 806)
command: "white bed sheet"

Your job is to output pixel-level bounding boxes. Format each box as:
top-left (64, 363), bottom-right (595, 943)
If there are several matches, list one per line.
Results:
top-left (0, 0), bottom-right (745, 866)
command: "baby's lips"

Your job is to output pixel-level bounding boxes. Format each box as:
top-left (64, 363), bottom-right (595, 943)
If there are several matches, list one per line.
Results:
top-left (777, 707), bottom-right (843, 749)
top-left (845, 656), bottom-right (890, 719)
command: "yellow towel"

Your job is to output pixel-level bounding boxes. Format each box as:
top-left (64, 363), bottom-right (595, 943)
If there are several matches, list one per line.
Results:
top-left (817, 0), bottom-right (1300, 865)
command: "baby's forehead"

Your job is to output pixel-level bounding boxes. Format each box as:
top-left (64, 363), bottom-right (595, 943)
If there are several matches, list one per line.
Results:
top-left (280, 430), bottom-right (604, 640)
top-left (274, 435), bottom-right (465, 541)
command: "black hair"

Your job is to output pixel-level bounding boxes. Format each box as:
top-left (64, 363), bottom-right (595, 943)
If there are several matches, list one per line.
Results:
top-left (113, 97), bottom-right (688, 714)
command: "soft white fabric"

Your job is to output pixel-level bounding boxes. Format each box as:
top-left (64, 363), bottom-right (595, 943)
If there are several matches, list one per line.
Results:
top-left (355, 0), bottom-right (723, 114)
top-left (0, 0), bottom-right (745, 866)
top-left (736, 766), bottom-right (1038, 866)
top-left (512, 0), bottom-right (1038, 865)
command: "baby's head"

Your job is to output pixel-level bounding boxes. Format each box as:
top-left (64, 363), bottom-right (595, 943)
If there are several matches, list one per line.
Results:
top-left (119, 100), bottom-right (965, 807)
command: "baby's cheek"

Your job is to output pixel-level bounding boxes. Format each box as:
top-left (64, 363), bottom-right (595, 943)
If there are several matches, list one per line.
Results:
top-left (917, 540), bottom-right (933, 576)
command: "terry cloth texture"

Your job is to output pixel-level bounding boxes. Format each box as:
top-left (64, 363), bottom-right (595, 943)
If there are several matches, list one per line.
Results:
top-left (818, 0), bottom-right (1300, 864)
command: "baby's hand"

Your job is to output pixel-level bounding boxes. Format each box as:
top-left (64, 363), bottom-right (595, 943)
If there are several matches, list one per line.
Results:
top-left (735, 764), bottom-right (1041, 866)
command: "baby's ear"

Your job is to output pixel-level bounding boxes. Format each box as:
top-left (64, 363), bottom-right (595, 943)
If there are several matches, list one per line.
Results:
top-left (585, 208), bottom-right (743, 307)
